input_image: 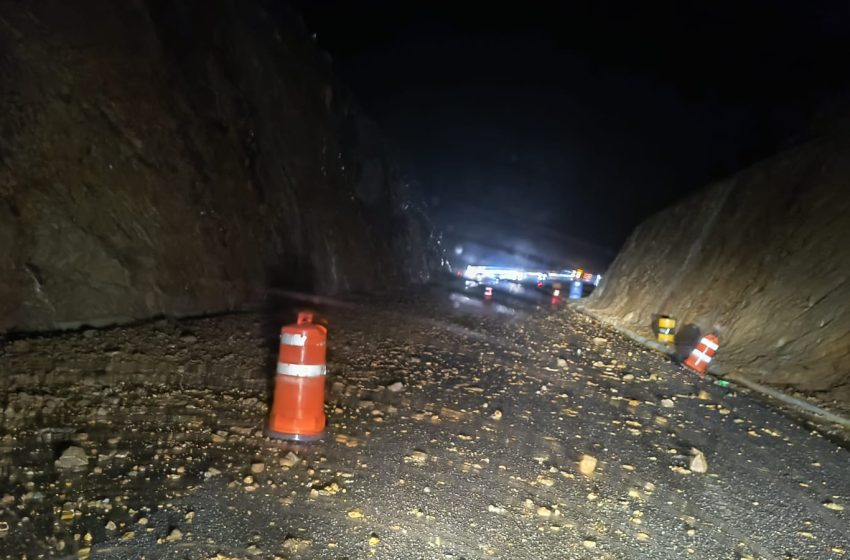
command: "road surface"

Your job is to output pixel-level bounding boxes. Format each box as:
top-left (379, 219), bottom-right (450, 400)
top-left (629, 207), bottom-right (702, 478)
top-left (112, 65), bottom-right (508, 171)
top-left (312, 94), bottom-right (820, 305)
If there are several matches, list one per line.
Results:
top-left (1, 290), bottom-right (848, 559)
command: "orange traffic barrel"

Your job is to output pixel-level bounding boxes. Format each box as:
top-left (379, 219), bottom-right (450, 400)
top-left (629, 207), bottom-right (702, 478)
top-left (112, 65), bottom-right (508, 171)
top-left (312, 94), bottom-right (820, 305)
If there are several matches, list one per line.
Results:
top-left (657, 315), bottom-right (676, 343)
top-left (484, 286), bottom-right (494, 301)
top-left (266, 311), bottom-right (327, 441)
top-left (684, 334), bottom-right (719, 375)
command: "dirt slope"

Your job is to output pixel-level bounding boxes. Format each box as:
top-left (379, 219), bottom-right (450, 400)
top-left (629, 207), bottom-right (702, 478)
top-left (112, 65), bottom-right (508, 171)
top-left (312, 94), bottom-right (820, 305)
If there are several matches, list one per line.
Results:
top-left (0, 0), bottom-right (438, 332)
top-left (586, 134), bottom-right (850, 399)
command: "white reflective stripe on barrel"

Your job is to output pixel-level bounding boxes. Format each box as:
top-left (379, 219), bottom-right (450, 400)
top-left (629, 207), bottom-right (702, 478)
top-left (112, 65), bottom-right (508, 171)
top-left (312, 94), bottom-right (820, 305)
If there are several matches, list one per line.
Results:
top-left (277, 362), bottom-right (326, 377)
top-left (701, 337), bottom-right (719, 351)
top-left (690, 349), bottom-right (713, 365)
top-left (281, 333), bottom-right (307, 347)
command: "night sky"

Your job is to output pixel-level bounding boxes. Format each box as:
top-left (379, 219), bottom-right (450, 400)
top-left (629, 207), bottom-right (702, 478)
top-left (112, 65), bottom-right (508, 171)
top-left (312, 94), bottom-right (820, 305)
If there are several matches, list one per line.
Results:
top-left (293, 0), bottom-right (850, 270)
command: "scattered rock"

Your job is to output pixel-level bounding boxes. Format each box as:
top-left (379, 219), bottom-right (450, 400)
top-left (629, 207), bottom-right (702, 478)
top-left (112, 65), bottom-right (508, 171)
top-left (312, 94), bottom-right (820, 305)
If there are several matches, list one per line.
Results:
top-left (386, 381), bottom-right (404, 393)
top-left (60, 506), bottom-right (75, 522)
top-left (164, 528), bottom-right (183, 542)
top-left (689, 449), bottom-right (708, 473)
top-left (55, 446), bottom-right (89, 471)
top-left (282, 536), bottom-right (311, 553)
top-left (315, 481), bottom-right (342, 496)
top-left (592, 337), bottom-right (607, 346)
top-left (404, 450), bottom-right (429, 465)
top-left (579, 454), bottom-right (597, 476)
top-left (280, 452), bottom-right (300, 468)
top-left (4, 298), bottom-right (845, 558)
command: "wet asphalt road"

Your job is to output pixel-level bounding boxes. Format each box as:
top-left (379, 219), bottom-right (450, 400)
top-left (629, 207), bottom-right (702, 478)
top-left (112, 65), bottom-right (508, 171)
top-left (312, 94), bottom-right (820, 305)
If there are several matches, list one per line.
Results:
top-left (1, 287), bottom-right (848, 559)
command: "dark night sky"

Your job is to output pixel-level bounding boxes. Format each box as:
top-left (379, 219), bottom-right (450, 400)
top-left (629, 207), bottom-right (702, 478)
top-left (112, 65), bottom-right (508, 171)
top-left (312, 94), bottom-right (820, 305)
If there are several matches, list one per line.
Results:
top-left (292, 1), bottom-right (850, 270)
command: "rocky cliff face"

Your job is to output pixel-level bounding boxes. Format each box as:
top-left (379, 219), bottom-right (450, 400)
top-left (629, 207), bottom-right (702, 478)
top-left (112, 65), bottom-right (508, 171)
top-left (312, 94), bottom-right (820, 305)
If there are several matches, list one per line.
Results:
top-left (585, 134), bottom-right (850, 399)
top-left (0, 0), bottom-right (438, 332)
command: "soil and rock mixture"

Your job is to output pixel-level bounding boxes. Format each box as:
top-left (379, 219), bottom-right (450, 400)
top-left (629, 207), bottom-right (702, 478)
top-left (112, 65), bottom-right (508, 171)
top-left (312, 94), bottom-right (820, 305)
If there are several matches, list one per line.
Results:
top-left (1, 293), bottom-right (848, 559)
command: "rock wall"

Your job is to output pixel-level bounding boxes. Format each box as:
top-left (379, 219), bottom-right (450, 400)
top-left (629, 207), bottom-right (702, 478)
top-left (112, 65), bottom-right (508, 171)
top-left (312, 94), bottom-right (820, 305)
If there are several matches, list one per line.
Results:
top-left (585, 134), bottom-right (850, 399)
top-left (0, 0), bottom-right (438, 332)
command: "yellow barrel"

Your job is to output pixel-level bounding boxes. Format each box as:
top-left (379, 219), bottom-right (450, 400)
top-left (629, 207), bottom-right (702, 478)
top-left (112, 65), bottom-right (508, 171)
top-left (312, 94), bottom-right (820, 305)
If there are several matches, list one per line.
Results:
top-left (657, 315), bottom-right (676, 343)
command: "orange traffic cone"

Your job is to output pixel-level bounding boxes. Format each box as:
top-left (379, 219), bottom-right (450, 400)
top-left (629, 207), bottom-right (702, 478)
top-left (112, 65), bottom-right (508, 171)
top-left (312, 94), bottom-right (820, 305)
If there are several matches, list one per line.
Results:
top-left (266, 312), bottom-right (327, 441)
top-left (683, 334), bottom-right (719, 375)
